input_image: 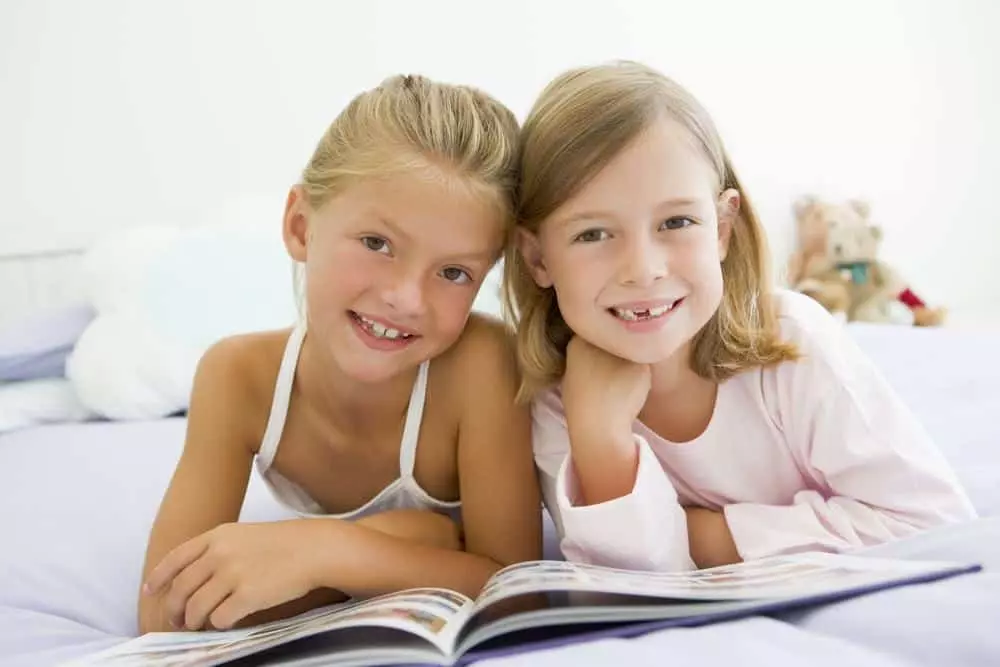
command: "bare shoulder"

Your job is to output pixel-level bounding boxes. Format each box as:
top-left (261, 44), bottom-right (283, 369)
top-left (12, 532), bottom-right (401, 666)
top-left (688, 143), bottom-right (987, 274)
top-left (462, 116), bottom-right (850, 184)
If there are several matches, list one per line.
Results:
top-left (190, 328), bottom-right (294, 452)
top-left (428, 313), bottom-right (520, 419)
top-left (436, 313), bottom-right (519, 386)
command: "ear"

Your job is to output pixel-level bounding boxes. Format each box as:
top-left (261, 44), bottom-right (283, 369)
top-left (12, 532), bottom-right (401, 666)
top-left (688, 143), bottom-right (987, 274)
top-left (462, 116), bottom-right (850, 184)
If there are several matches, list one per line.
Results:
top-left (793, 194), bottom-right (818, 220)
top-left (282, 186), bottom-right (311, 263)
top-left (515, 227), bottom-right (553, 288)
top-left (717, 188), bottom-right (740, 260)
top-left (849, 199), bottom-right (871, 220)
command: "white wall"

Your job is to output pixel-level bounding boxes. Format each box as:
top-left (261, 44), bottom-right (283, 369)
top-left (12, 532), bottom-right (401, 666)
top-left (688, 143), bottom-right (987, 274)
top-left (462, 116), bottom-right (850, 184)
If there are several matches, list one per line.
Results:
top-left (2, 0), bottom-right (998, 327)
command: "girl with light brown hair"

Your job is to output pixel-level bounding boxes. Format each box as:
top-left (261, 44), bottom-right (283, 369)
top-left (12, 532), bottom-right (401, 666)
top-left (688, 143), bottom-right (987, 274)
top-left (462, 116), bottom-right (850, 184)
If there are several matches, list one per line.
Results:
top-left (505, 61), bottom-right (974, 572)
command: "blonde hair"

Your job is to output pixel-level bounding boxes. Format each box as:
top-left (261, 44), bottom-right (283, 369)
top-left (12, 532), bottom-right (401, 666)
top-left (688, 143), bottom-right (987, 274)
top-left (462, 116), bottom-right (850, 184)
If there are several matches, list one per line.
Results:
top-left (293, 74), bottom-right (520, 310)
top-left (504, 61), bottom-right (797, 400)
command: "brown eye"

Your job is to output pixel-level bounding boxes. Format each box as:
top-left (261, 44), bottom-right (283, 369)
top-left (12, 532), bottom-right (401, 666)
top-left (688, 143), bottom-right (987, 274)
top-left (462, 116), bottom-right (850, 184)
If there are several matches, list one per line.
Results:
top-left (661, 217), bottom-right (695, 231)
top-left (574, 229), bottom-right (609, 243)
top-left (441, 267), bottom-right (472, 284)
top-left (362, 236), bottom-right (390, 253)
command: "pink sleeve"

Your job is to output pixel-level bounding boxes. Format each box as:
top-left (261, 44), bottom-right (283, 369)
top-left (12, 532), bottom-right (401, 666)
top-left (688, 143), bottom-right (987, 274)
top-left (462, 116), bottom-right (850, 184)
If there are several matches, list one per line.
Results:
top-left (532, 392), bottom-right (695, 571)
top-left (723, 323), bottom-right (977, 561)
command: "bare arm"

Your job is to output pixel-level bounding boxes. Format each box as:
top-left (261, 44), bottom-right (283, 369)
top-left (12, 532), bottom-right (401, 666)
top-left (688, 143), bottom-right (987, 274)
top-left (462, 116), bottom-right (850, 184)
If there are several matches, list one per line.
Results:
top-left (685, 507), bottom-right (741, 568)
top-left (455, 317), bottom-right (543, 570)
top-left (566, 424), bottom-right (640, 506)
top-left (533, 338), bottom-right (694, 572)
top-left (138, 338), bottom-right (259, 634)
top-left (139, 334), bottom-right (472, 632)
top-left (234, 509), bottom-right (463, 628)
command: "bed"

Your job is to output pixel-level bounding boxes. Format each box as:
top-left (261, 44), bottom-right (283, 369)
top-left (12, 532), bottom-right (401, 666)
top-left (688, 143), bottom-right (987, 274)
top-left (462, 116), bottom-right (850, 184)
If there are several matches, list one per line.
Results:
top-left (3, 227), bottom-right (1000, 667)
top-left (2, 319), bottom-right (999, 667)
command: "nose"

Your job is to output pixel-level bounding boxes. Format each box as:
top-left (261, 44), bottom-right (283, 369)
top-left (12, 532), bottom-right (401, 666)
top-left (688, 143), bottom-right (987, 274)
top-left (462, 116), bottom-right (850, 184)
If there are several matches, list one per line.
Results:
top-left (382, 268), bottom-right (427, 317)
top-left (618, 235), bottom-right (668, 287)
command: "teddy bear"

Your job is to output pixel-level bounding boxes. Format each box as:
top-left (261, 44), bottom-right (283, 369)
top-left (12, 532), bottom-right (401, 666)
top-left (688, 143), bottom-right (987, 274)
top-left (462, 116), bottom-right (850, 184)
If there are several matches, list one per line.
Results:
top-left (787, 195), bottom-right (946, 326)
top-left (802, 220), bottom-right (915, 324)
top-left (786, 195), bottom-right (867, 289)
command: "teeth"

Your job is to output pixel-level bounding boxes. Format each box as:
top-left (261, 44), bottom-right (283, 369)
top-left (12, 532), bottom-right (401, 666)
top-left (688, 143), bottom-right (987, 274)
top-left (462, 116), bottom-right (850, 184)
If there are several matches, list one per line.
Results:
top-left (359, 315), bottom-right (410, 340)
top-left (612, 302), bottom-right (675, 321)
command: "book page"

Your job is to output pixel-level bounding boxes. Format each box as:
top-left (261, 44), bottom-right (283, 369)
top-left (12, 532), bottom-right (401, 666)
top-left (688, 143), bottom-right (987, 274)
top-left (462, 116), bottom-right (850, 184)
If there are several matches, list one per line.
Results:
top-left (63, 588), bottom-right (474, 666)
top-left (449, 553), bottom-right (972, 659)
top-left (474, 552), bottom-right (963, 609)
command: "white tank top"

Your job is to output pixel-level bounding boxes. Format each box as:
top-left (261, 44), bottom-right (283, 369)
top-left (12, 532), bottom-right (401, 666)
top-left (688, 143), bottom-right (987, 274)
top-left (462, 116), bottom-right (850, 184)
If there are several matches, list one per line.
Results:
top-left (253, 322), bottom-right (462, 522)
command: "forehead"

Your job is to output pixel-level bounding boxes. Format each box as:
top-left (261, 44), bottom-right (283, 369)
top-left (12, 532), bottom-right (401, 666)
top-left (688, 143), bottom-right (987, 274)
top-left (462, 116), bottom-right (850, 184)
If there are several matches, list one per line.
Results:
top-left (324, 169), bottom-right (506, 253)
top-left (557, 118), bottom-right (719, 215)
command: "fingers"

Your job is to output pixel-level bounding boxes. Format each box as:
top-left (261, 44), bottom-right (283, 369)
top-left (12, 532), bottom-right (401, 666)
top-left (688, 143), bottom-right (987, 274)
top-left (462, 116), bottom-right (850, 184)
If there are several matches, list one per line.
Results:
top-left (163, 557), bottom-right (214, 629)
top-left (209, 591), bottom-right (250, 630)
top-left (184, 575), bottom-right (234, 631)
top-left (145, 536), bottom-right (210, 596)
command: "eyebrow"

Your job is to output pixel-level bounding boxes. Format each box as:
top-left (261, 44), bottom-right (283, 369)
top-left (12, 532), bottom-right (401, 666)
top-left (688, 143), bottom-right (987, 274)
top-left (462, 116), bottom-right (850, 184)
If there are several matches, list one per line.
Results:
top-left (378, 215), bottom-right (411, 242)
top-left (377, 215), bottom-right (494, 264)
top-left (443, 251), bottom-right (495, 264)
top-left (554, 197), bottom-right (705, 228)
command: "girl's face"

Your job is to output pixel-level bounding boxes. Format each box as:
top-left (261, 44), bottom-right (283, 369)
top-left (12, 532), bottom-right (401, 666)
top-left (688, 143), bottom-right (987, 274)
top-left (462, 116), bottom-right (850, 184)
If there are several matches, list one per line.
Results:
top-left (520, 118), bottom-right (739, 366)
top-left (284, 169), bottom-right (504, 384)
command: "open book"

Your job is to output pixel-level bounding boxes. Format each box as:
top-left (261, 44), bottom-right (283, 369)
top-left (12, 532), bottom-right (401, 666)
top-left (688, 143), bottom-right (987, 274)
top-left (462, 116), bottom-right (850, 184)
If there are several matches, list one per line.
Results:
top-left (64, 552), bottom-right (979, 667)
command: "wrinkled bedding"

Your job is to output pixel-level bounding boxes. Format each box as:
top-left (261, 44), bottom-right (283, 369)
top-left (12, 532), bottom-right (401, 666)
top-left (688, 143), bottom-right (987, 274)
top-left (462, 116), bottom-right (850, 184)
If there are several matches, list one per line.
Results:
top-left (3, 322), bottom-right (999, 666)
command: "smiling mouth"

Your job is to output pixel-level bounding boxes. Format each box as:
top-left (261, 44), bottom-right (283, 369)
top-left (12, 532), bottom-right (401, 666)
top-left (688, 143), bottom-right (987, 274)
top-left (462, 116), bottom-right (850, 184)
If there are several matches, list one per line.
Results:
top-left (349, 311), bottom-right (417, 341)
top-left (607, 299), bottom-right (683, 321)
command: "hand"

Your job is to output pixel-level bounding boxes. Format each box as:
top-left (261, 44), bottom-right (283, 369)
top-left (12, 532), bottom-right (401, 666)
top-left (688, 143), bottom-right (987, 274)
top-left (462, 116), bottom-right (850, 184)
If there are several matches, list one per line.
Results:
top-left (143, 520), bottom-right (324, 631)
top-left (684, 506), bottom-right (741, 569)
top-left (559, 337), bottom-right (651, 506)
top-left (561, 336), bottom-right (651, 441)
top-left (357, 509), bottom-right (463, 551)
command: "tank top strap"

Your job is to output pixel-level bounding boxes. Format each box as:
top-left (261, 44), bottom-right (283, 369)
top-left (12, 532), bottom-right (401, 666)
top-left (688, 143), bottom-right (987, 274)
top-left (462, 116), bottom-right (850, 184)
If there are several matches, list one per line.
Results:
top-left (257, 321), bottom-right (307, 470)
top-left (398, 361), bottom-right (430, 478)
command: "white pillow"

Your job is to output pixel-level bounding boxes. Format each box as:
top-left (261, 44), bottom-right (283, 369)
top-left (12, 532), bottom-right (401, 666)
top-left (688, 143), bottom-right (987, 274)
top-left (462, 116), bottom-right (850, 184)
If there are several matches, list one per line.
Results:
top-left (68, 193), bottom-right (511, 422)
top-left (67, 195), bottom-right (299, 420)
top-left (0, 378), bottom-right (95, 433)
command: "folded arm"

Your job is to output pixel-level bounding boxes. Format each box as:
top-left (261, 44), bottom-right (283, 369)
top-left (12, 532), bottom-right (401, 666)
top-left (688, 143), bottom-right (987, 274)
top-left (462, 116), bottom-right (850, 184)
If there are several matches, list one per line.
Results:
top-left (720, 311), bottom-right (977, 561)
top-left (534, 394), bottom-right (695, 572)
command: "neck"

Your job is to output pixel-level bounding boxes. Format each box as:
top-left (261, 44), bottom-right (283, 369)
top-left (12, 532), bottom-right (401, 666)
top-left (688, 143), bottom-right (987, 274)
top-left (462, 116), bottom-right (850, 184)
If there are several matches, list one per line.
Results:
top-left (641, 343), bottom-right (718, 442)
top-left (296, 331), bottom-right (418, 432)
top-left (648, 343), bottom-right (700, 396)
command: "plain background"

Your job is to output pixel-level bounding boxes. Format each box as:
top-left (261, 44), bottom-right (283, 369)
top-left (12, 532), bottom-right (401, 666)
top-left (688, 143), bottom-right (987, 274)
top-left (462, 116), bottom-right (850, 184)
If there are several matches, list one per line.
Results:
top-left (1, 0), bottom-right (997, 327)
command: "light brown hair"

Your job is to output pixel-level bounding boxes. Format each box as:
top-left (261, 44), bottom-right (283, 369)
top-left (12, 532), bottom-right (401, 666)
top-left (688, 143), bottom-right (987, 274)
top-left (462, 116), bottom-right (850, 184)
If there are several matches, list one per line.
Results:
top-left (504, 61), bottom-right (797, 400)
top-left (293, 74), bottom-right (521, 307)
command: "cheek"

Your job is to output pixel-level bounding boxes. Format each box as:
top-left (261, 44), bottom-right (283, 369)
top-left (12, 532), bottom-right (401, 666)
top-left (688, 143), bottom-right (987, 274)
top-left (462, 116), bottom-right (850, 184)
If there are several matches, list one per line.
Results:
top-left (306, 244), bottom-right (380, 305)
top-left (550, 248), bottom-right (603, 296)
top-left (550, 253), bottom-right (607, 330)
top-left (428, 284), bottom-right (478, 332)
top-left (678, 234), bottom-right (724, 280)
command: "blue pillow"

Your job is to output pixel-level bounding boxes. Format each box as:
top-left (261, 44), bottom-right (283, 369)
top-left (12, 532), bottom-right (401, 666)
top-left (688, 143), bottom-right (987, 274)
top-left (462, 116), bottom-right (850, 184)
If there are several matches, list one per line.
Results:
top-left (0, 304), bottom-right (95, 381)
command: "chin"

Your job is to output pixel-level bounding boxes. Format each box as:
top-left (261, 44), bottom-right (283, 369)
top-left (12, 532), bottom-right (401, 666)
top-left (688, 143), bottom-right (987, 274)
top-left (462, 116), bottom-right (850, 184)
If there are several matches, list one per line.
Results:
top-left (338, 333), bottom-right (457, 385)
top-left (609, 339), bottom-right (688, 365)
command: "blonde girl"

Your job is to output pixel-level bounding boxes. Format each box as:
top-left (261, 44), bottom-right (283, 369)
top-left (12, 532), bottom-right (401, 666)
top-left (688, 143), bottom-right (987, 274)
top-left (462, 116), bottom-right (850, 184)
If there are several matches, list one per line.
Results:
top-left (139, 74), bottom-right (541, 632)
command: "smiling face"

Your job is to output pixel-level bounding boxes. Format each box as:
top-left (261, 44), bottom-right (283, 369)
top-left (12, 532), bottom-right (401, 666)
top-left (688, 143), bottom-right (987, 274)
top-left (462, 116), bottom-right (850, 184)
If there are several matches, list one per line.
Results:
top-left (519, 118), bottom-right (739, 366)
top-left (284, 167), bottom-right (505, 384)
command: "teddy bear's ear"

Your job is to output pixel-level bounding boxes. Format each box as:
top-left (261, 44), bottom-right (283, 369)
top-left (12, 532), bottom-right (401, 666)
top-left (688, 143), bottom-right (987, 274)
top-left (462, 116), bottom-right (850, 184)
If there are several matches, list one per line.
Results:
top-left (793, 195), bottom-right (819, 219)
top-left (792, 195), bottom-right (819, 218)
top-left (849, 199), bottom-right (871, 219)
